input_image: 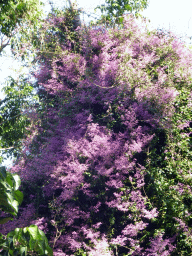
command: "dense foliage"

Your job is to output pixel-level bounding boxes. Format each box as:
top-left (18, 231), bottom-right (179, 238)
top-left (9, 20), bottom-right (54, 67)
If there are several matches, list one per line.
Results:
top-left (0, 9), bottom-right (192, 256)
top-left (0, 0), bottom-right (43, 52)
top-left (0, 166), bottom-right (53, 255)
top-left (0, 4), bottom-right (83, 163)
top-left (0, 0), bottom-right (44, 162)
top-left (95, 0), bottom-right (149, 26)
top-left (0, 76), bottom-right (39, 162)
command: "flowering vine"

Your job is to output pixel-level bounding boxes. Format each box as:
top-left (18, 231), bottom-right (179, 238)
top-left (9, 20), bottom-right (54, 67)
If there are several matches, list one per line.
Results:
top-left (1, 13), bottom-right (192, 255)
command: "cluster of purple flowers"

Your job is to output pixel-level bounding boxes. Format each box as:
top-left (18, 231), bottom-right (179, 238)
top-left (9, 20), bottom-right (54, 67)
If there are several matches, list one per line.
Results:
top-left (1, 14), bottom-right (192, 255)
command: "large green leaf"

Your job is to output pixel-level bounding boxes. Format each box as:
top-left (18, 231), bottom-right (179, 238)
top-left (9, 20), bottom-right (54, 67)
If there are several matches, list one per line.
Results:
top-left (1, 226), bottom-right (53, 255)
top-left (12, 174), bottom-right (21, 190)
top-left (0, 166), bottom-right (23, 216)
top-left (14, 190), bottom-right (23, 205)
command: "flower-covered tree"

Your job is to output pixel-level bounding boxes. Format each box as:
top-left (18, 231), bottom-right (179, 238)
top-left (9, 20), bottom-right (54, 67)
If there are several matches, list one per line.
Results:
top-left (1, 10), bottom-right (192, 255)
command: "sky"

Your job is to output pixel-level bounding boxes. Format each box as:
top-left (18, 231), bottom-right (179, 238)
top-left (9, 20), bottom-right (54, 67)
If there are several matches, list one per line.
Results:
top-left (1, 0), bottom-right (192, 166)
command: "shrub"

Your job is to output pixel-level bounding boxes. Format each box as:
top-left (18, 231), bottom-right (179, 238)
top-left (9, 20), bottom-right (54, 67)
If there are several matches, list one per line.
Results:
top-left (0, 166), bottom-right (53, 255)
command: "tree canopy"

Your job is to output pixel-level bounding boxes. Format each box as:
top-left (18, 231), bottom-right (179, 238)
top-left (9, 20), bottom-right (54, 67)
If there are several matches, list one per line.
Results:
top-left (0, 0), bottom-right (44, 53)
top-left (0, 0), bottom-right (44, 162)
top-left (95, 0), bottom-right (149, 26)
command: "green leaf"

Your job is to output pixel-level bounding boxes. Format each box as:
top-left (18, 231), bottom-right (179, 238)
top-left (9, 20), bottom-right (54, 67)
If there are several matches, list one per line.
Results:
top-left (25, 225), bottom-right (39, 240)
top-left (124, 4), bottom-right (132, 11)
top-left (5, 176), bottom-right (13, 188)
top-left (8, 199), bottom-right (19, 213)
top-left (19, 246), bottom-right (27, 256)
top-left (0, 166), bottom-right (7, 180)
top-left (112, 3), bottom-right (119, 7)
top-left (12, 174), bottom-right (21, 190)
top-left (0, 167), bottom-right (22, 216)
top-left (14, 190), bottom-right (23, 205)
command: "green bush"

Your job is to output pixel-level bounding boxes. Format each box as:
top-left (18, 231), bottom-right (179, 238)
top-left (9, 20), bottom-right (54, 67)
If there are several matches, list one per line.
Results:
top-left (0, 166), bottom-right (53, 256)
